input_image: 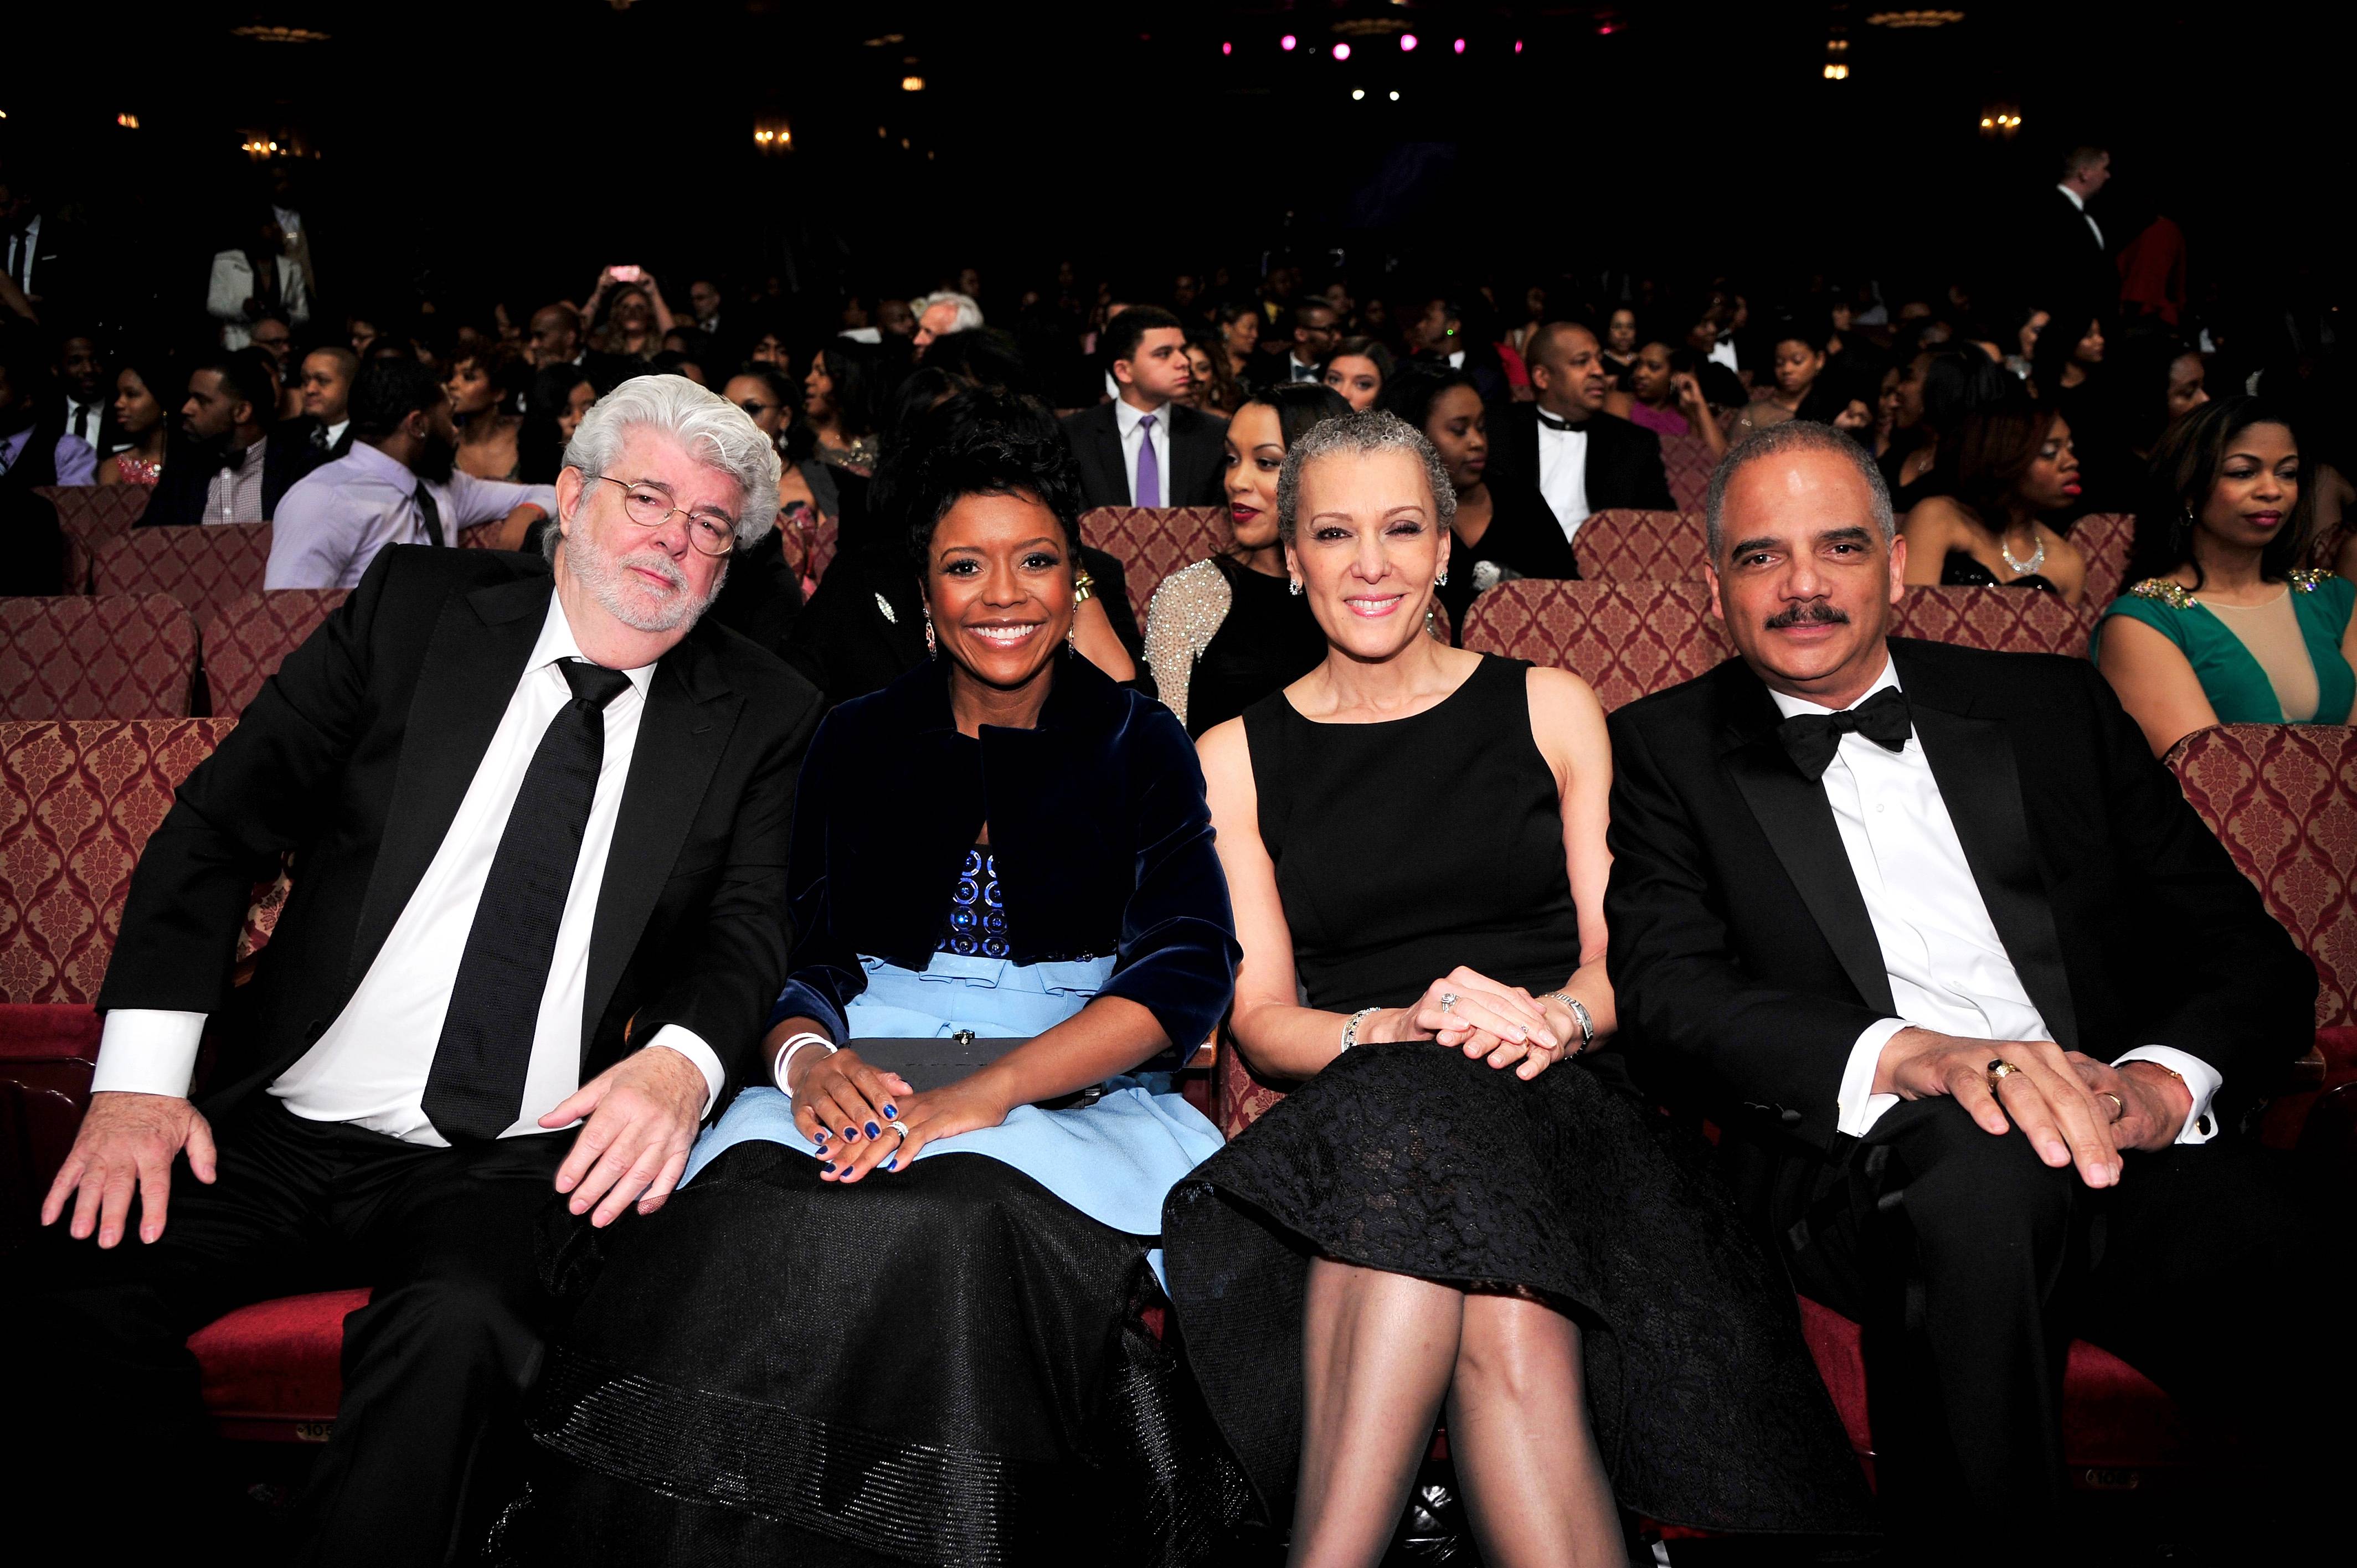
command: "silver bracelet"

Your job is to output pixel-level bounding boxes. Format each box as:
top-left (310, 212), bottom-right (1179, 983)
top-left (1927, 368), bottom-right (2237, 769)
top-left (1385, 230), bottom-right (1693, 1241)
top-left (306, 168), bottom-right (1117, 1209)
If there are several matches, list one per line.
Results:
top-left (1541, 994), bottom-right (1596, 1055)
top-left (774, 1031), bottom-right (837, 1096)
top-left (1339, 1007), bottom-right (1381, 1054)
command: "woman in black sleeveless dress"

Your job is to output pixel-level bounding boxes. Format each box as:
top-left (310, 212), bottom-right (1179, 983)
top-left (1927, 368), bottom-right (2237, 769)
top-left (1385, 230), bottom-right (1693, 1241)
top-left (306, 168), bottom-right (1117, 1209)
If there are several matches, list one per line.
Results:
top-left (1166, 410), bottom-right (1874, 1564)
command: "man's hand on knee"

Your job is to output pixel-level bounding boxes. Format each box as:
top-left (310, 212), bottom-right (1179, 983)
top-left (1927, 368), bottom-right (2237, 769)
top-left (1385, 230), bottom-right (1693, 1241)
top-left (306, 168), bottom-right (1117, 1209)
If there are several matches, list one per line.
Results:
top-left (1876, 1029), bottom-right (2123, 1189)
top-left (541, 1045), bottom-right (707, 1227)
top-left (2065, 1053), bottom-right (2195, 1153)
top-left (42, 1092), bottom-right (218, 1248)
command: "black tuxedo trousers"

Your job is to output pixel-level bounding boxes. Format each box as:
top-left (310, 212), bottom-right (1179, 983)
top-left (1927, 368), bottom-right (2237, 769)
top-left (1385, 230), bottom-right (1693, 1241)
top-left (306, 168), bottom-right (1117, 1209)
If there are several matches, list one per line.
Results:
top-left (21, 1100), bottom-right (569, 1566)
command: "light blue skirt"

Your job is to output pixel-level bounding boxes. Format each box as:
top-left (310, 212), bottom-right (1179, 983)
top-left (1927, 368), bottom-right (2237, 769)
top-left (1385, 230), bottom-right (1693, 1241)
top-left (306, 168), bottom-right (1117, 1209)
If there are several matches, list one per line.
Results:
top-left (684, 952), bottom-right (1222, 1280)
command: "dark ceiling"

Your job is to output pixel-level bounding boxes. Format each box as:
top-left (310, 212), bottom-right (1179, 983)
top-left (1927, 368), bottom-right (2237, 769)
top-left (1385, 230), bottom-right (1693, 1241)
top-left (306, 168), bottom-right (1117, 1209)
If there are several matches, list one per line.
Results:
top-left (4, 2), bottom-right (2348, 337)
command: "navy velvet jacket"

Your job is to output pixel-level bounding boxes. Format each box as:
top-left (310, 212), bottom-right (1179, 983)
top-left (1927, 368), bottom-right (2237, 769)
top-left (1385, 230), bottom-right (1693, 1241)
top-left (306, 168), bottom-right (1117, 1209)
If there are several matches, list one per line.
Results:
top-left (774, 648), bottom-right (1241, 1059)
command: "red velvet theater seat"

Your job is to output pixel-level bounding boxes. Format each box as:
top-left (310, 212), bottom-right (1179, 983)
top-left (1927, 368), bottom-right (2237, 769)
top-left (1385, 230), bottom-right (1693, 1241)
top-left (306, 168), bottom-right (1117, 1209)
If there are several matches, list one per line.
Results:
top-left (1458, 577), bottom-right (1734, 711)
top-left (2072, 512), bottom-right (2138, 609)
top-left (1658, 433), bottom-right (1716, 514)
top-left (1568, 508), bottom-right (1708, 582)
top-left (0, 594), bottom-right (201, 720)
top-left (36, 483), bottom-right (153, 594)
top-left (91, 523), bottom-right (274, 632)
top-left (0, 718), bottom-right (362, 1442)
top-left (191, 1289), bottom-right (374, 1443)
top-left (1890, 583), bottom-right (2098, 659)
top-left (1080, 505), bottom-right (1232, 624)
top-left (199, 589), bottom-right (350, 721)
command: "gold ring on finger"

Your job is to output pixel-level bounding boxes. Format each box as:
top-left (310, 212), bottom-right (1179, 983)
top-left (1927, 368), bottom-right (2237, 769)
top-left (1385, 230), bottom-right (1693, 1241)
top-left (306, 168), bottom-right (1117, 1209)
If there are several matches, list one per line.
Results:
top-left (2098, 1091), bottom-right (2125, 1123)
top-left (1986, 1059), bottom-right (2021, 1092)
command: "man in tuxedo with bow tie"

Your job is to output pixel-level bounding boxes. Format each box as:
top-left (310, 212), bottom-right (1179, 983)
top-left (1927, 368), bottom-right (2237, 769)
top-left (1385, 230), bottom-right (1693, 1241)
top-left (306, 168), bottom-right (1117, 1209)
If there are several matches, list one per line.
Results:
top-left (1603, 420), bottom-right (2341, 1560)
top-left (1483, 319), bottom-right (1675, 556)
top-left (17, 374), bottom-right (824, 1562)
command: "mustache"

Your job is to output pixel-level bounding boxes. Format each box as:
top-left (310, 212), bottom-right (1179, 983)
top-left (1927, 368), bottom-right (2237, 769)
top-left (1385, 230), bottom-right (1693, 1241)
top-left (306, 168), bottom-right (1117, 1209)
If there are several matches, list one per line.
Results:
top-left (617, 549), bottom-right (687, 591)
top-left (1763, 601), bottom-right (1851, 629)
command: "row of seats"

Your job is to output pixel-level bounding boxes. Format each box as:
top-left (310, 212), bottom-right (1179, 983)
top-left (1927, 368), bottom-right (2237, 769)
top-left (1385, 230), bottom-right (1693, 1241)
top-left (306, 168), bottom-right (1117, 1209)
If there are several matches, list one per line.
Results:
top-left (0, 590), bottom-right (347, 721)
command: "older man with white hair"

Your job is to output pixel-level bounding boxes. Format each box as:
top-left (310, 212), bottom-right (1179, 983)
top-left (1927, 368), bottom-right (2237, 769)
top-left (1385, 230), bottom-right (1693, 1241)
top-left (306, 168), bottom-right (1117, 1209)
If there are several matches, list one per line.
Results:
top-left (19, 374), bottom-right (824, 1565)
top-left (909, 288), bottom-right (983, 359)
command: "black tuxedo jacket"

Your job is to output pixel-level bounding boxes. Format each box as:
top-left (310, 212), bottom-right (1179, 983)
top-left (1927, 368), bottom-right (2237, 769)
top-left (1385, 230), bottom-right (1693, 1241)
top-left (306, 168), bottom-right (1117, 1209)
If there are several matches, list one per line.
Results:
top-left (96, 546), bottom-right (825, 1123)
top-left (2030, 188), bottom-right (2116, 319)
top-left (1483, 404), bottom-right (1677, 539)
top-left (261, 416), bottom-right (353, 517)
top-left (1604, 639), bottom-right (2312, 1203)
top-left (1060, 399), bottom-right (1227, 510)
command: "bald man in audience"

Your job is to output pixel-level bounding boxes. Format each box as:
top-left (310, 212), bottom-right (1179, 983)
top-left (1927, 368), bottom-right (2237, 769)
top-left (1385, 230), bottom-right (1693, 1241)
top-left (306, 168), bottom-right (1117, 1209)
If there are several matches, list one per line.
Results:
top-left (1484, 319), bottom-right (1676, 554)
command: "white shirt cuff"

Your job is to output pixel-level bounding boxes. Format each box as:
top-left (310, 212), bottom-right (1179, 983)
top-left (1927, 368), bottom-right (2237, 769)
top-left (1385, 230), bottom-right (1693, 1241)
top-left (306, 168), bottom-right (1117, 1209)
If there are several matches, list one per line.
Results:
top-left (1836, 1018), bottom-right (1912, 1137)
top-left (642, 1024), bottom-right (725, 1120)
top-left (2112, 1045), bottom-right (2222, 1144)
top-left (89, 1009), bottom-right (209, 1098)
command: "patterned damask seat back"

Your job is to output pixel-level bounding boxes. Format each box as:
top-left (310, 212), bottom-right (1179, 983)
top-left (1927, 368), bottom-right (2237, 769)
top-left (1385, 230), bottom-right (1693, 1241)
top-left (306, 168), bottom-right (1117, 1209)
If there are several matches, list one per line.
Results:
top-left (1080, 507), bottom-right (1232, 623)
top-left (2071, 513), bottom-right (2138, 608)
top-left (1571, 509), bottom-right (1710, 582)
top-left (200, 591), bottom-right (351, 720)
top-left (2166, 724), bottom-right (2357, 1028)
top-left (94, 524), bottom-right (274, 632)
top-left (0, 720), bottom-right (239, 1004)
top-left (1460, 578), bottom-right (1735, 710)
top-left (1890, 585), bottom-right (2096, 658)
top-left (37, 484), bottom-right (154, 594)
top-left (0, 596), bottom-right (200, 720)
top-left (1658, 433), bottom-right (1717, 514)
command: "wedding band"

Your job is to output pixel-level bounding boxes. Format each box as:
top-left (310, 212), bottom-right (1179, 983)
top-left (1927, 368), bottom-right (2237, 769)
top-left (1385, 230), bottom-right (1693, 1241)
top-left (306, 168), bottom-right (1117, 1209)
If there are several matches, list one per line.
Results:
top-left (1986, 1059), bottom-right (2021, 1091)
top-left (1439, 993), bottom-right (1459, 1014)
top-left (2099, 1091), bottom-right (2125, 1123)
top-left (883, 1120), bottom-right (910, 1141)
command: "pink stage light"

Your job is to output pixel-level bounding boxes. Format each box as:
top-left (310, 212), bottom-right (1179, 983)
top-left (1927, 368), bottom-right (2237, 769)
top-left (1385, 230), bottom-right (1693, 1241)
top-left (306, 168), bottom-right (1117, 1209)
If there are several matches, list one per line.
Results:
top-left (1333, 41), bottom-right (1351, 60)
top-left (1280, 34), bottom-right (1296, 51)
top-left (1514, 39), bottom-right (1525, 54)
top-left (1221, 41), bottom-right (1232, 56)
top-left (1401, 33), bottom-right (1418, 52)
top-left (1453, 38), bottom-right (1466, 54)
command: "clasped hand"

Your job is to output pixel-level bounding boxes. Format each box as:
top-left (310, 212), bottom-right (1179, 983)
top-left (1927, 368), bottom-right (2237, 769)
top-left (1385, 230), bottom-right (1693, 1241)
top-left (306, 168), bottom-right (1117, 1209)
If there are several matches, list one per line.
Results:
top-left (787, 1048), bottom-right (1014, 1185)
top-left (1877, 1030), bottom-right (2194, 1188)
top-left (1378, 966), bottom-right (1573, 1081)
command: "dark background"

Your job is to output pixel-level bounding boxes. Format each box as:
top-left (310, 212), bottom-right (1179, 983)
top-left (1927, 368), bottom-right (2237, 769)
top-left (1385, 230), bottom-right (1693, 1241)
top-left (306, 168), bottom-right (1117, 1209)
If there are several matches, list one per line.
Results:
top-left (4, 1), bottom-right (2349, 341)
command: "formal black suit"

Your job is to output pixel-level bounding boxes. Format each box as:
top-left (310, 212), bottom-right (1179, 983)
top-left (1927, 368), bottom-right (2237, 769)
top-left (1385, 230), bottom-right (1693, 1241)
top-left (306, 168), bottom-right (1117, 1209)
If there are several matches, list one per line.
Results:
top-left (1482, 403), bottom-right (1677, 558)
top-left (261, 414), bottom-right (353, 515)
top-left (2027, 186), bottom-right (2116, 322)
top-left (136, 420), bottom-right (320, 527)
top-left (20, 546), bottom-right (823, 1563)
top-left (1059, 398), bottom-right (1226, 510)
top-left (1604, 638), bottom-right (2339, 1557)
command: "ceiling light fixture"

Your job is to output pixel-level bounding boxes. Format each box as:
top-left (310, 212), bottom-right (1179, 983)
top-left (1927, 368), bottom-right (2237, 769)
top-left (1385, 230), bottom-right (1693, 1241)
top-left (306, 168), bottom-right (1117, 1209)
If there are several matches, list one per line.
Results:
top-left (230, 25), bottom-right (329, 43)
top-left (1868, 10), bottom-right (1967, 25)
top-left (900, 75), bottom-right (925, 91)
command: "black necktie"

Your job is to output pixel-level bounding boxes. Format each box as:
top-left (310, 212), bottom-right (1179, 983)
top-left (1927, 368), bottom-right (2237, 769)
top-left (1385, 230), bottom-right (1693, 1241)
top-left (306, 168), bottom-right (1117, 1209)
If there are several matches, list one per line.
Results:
top-left (1535, 410), bottom-right (1586, 434)
top-left (413, 483), bottom-right (445, 548)
top-left (1777, 686), bottom-right (1912, 781)
top-left (421, 659), bottom-right (635, 1143)
top-left (72, 403), bottom-right (93, 442)
top-left (310, 422), bottom-right (329, 453)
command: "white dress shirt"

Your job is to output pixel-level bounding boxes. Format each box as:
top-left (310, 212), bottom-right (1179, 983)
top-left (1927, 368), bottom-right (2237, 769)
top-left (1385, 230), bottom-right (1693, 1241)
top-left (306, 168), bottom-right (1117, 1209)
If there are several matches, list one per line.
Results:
top-left (1535, 415), bottom-right (1593, 542)
top-left (2057, 184), bottom-right (2105, 250)
top-left (1286, 354), bottom-right (1322, 383)
top-left (266, 440), bottom-right (556, 590)
top-left (3, 214), bottom-right (42, 293)
top-left (1115, 395), bottom-right (1172, 507)
top-left (1445, 348), bottom-right (1466, 370)
top-left (1708, 337), bottom-right (1741, 374)
top-left (63, 395), bottom-right (106, 450)
top-left (203, 435), bottom-right (270, 524)
top-left (1768, 658), bottom-right (2220, 1144)
top-left (91, 595), bottom-right (725, 1143)
top-left (321, 418), bottom-right (350, 451)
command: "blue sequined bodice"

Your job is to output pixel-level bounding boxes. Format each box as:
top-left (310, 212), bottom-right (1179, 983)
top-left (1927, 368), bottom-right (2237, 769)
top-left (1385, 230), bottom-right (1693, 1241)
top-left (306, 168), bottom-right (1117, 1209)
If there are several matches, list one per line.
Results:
top-left (939, 845), bottom-right (1011, 958)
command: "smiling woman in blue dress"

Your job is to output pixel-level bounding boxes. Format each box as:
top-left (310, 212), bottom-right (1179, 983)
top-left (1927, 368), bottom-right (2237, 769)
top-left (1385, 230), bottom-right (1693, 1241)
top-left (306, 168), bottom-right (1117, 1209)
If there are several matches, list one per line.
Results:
top-left (526, 395), bottom-right (1244, 1563)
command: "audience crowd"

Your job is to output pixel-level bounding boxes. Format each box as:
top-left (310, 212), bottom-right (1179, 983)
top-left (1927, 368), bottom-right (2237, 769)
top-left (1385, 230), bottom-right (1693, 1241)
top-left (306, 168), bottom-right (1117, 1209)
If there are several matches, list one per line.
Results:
top-left (3, 139), bottom-right (2354, 1567)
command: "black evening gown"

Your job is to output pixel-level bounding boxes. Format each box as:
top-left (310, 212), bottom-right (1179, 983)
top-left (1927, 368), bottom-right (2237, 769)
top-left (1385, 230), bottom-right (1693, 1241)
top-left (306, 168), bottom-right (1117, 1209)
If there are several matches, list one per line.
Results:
top-left (1162, 655), bottom-right (1877, 1540)
top-left (1941, 548), bottom-right (2060, 595)
top-left (1185, 555), bottom-right (1329, 739)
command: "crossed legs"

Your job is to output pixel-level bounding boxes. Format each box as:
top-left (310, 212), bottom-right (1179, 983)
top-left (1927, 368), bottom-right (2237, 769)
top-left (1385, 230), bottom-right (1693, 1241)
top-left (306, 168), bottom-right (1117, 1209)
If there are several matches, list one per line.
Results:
top-left (1289, 1257), bottom-right (1621, 1568)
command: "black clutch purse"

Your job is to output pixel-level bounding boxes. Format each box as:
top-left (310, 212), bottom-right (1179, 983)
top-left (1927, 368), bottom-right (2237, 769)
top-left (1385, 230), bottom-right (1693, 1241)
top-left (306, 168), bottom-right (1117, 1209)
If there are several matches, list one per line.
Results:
top-left (849, 1033), bottom-right (1102, 1107)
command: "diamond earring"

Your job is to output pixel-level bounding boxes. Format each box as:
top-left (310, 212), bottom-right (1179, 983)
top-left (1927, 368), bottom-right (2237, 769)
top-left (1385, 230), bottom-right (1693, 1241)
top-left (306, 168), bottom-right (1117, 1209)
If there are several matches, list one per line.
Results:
top-left (1287, 577), bottom-right (1303, 597)
top-left (923, 607), bottom-right (937, 659)
top-left (1435, 570), bottom-right (1449, 588)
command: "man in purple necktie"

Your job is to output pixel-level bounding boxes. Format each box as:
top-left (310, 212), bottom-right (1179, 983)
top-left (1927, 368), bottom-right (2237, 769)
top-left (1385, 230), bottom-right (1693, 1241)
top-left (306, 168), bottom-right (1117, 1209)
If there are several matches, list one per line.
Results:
top-left (1061, 305), bottom-right (1227, 512)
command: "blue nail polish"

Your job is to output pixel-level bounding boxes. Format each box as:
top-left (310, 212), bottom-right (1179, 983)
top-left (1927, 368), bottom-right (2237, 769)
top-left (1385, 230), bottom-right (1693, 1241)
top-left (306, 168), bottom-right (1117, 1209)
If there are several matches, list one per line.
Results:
top-left (820, 1160), bottom-right (835, 1173)
top-left (882, 1106), bottom-right (897, 1120)
top-left (864, 1121), bottom-right (880, 1138)
top-left (884, 1156), bottom-right (897, 1170)
top-left (843, 1126), bottom-right (857, 1140)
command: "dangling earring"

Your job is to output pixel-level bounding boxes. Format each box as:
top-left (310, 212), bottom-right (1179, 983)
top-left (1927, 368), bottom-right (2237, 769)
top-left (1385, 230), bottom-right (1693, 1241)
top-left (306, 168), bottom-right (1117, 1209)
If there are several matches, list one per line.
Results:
top-left (1435, 569), bottom-right (1449, 588)
top-left (923, 606), bottom-right (938, 659)
top-left (1067, 625), bottom-right (1077, 652)
top-left (1287, 577), bottom-right (1303, 596)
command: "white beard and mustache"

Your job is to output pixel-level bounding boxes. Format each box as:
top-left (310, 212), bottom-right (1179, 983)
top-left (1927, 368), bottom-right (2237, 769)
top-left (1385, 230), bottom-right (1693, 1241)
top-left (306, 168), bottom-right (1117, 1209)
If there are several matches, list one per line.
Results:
top-left (561, 518), bottom-right (725, 634)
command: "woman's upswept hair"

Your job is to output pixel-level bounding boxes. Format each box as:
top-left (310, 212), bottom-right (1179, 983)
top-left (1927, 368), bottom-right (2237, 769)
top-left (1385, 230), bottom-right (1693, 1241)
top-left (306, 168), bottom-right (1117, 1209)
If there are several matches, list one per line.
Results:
top-left (560, 373), bottom-right (781, 553)
top-left (895, 389), bottom-right (1085, 569)
top-left (2127, 395), bottom-right (2312, 590)
top-left (1276, 408), bottom-right (1457, 544)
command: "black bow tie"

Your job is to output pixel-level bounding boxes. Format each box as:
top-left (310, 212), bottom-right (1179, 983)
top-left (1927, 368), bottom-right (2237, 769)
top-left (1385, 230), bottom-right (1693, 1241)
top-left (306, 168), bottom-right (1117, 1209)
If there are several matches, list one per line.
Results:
top-left (1535, 410), bottom-right (1588, 434)
top-left (1777, 686), bottom-right (1912, 780)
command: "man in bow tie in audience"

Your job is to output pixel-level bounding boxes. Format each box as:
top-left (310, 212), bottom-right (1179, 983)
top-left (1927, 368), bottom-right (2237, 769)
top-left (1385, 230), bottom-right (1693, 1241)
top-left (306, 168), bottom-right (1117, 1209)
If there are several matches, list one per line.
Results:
top-left (12, 374), bottom-right (823, 1564)
top-left (1603, 420), bottom-right (2346, 1562)
top-left (1484, 319), bottom-right (1675, 554)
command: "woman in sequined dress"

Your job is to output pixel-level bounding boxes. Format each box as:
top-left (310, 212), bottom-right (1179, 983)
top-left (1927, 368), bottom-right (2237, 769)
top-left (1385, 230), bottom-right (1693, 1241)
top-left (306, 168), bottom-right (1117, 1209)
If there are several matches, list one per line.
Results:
top-left (524, 403), bottom-right (1247, 1564)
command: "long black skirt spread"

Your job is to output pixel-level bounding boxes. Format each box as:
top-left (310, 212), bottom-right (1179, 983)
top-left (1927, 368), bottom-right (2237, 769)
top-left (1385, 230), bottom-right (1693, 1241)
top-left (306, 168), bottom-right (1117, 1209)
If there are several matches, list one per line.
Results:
top-left (513, 1142), bottom-right (1249, 1566)
top-left (1164, 1043), bottom-right (1879, 1539)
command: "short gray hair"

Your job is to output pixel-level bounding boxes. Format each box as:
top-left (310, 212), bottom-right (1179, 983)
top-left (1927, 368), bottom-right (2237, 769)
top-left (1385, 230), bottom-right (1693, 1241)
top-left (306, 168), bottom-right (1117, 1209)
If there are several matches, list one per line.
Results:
top-left (1705, 420), bottom-right (1894, 561)
top-left (559, 374), bottom-right (780, 556)
top-left (1276, 408), bottom-right (1456, 544)
top-left (912, 291), bottom-right (984, 333)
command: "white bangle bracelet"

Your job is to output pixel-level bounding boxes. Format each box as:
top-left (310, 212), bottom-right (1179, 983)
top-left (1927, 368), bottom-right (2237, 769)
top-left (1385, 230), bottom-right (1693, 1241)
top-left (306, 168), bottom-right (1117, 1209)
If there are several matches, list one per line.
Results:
top-left (775, 1032), bottom-right (837, 1096)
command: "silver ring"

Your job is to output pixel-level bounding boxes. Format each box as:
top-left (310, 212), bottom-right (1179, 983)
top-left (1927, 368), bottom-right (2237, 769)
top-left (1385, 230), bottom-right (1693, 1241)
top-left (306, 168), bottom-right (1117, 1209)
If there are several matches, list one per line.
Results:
top-left (882, 1119), bottom-right (910, 1141)
top-left (1439, 992), bottom-right (1459, 1014)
